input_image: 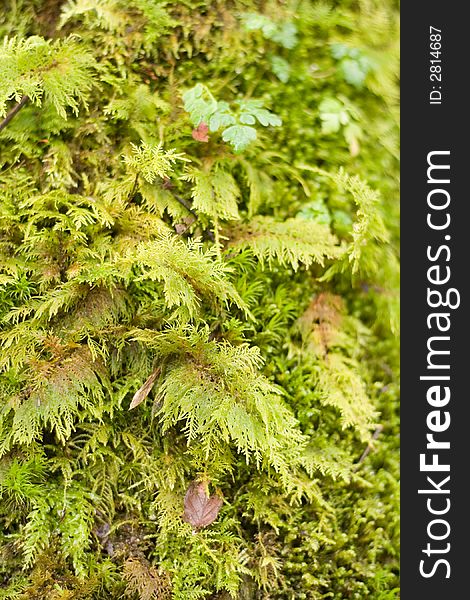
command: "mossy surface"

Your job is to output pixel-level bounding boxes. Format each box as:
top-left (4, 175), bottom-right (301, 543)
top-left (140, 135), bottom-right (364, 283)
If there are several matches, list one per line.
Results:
top-left (0, 1), bottom-right (399, 598)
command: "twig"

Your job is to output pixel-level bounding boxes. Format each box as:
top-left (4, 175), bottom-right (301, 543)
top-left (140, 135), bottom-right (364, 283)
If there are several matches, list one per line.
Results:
top-left (355, 425), bottom-right (384, 468)
top-left (163, 182), bottom-right (216, 240)
top-left (0, 95), bottom-right (29, 133)
top-left (172, 192), bottom-right (203, 236)
top-left (173, 192), bottom-right (198, 219)
top-left (128, 174), bottom-right (140, 202)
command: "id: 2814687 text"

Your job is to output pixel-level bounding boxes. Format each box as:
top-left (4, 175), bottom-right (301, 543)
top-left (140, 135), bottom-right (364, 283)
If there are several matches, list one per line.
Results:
top-left (429, 26), bottom-right (442, 105)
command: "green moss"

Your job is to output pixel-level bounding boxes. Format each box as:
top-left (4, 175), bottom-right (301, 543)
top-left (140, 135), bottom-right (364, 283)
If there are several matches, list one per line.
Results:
top-left (0, 1), bottom-right (399, 598)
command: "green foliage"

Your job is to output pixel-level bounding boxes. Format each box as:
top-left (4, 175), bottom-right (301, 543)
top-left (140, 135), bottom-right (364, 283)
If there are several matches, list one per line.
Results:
top-left (130, 325), bottom-right (306, 476)
top-left (0, 0), bottom-right (399, 598)
top-left (182, 84), bottom-right (282, 152)
top-left (228, 216), bottom-right (342, 271)
top-left (240, 14), bottom-right (298, 49)
top-left (123, 143), bottom-right (189, 184)
top-left (182, 167), bottom-right (240, 222)
top-left (331, 43), bottom-right (374, 88)
top-left (0, 35), bottom-right (96, 118)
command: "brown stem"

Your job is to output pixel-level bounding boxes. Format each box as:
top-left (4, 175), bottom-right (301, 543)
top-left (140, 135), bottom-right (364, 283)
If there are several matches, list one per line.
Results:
top-left (355, 425), bottom-right (384, 468)
top-left (173, 192), bottom-right (198, 218)
top-left (128, 174), bottom-right (139, 201)
top-left (0, 95), bottom-right (29, 133)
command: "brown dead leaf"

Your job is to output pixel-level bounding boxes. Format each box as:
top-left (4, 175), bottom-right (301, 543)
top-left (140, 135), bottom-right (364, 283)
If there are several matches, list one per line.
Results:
top-left (129, 367), bottom-right (160, 410)
top-left (123, 557), bottom-right (171, 600)
top-left (175, 215), bottom-right (197, 235)
top-left (183, 481), bottom-right (223, 529)
top-left (298, 293), bottom-right (344, 356)
top-left (192, 122), bottom-right (209, 142)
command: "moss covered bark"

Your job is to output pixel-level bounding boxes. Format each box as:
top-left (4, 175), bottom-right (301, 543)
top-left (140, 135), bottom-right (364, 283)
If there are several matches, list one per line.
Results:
top-left (0, 1), bottom-right (399, 598)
